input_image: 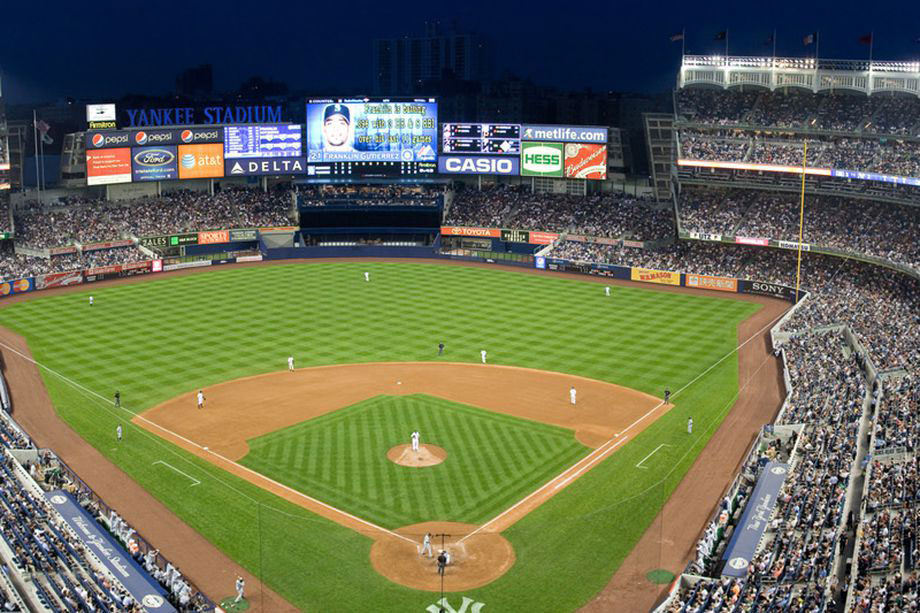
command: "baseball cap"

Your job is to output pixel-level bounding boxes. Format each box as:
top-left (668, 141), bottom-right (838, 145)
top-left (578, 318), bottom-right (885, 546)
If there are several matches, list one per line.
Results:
top-left (324, 104), bottom-right (350, 123)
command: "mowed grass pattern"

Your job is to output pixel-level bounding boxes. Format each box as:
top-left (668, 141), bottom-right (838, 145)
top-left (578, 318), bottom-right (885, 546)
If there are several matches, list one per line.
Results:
top-left (240, 394), bottom-right (590, 528)
top-left (0, 261), bottom-right (763, 611)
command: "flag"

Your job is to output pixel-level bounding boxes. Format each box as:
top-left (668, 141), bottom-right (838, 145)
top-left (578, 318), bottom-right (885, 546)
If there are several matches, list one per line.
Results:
top-left (670, 32), bottom-right (684, 42)
top-left (858, 33), bottom-right (873, 45)
top-left (35, 119), bottom-right (53, 145)
top-left (803, 32), bottom-right (816, 46)
top-left (714, 31), bottom-right (726, 41)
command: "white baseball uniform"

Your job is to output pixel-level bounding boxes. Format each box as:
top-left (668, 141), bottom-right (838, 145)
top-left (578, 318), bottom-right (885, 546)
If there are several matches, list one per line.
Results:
top-left (420, 533), bottom-right (433, 558)
top-left (605, 286), bottom-right (610, 296)
top-left (364, 271), bottom-right (370, 282)
top-left (116, 425), bottom-right (122, 441)
top-left (688, 418), bottom-right (693, 434)
top-left (481, 350), bottom-right (487, 364)
top-left (411, 431), bottom-right (420, 451)
top-left (89, 296), bottom-right (94, 306)
top-left (197, 391), bottom-right (205, 409)
top-left (234, 577), bottom-right (245, 603)
top-left (287, 356), bottom-right (294, 371)
top-left (570, 387), bottom-right (577, 405)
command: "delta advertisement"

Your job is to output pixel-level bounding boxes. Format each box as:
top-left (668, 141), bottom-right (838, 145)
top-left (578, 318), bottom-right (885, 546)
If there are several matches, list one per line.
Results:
top-left (564, 143), bottom-right (607, 180)
top-left (630, 267), bottom-right (680, 285)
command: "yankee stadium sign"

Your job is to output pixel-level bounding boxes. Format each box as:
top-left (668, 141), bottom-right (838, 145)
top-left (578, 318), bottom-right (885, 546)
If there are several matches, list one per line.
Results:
top-left (122, 105), bottom-right (283, 127)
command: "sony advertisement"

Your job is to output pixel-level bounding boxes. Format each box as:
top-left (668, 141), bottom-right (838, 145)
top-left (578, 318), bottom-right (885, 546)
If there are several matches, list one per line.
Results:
top-left (306, 98), bottom-right (438, 163)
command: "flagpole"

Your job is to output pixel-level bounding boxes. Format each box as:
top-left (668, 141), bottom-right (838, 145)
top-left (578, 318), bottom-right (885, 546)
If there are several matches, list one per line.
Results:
top-left (772, 29), bottom-right (777, 63)
top-left (32, 110), bottom-right (40, 204)
top-left (725, 28), bottom-right (729, 56)
top-left (815, 31), bottom-right (820, 62)
top-left (681, 27), bottom-right (686, 59)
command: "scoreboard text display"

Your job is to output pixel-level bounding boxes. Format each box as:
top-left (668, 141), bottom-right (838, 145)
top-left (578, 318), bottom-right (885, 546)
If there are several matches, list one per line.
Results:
top-left (305, 98), bottom-right (437, 177)
top-left (441, 123), bottom-right (521, 155)
top-left (224, 124), bottom-right (302, 159)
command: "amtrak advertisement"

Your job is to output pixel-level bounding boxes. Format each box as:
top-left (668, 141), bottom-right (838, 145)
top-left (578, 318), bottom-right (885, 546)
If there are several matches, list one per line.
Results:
top-left (306, 98), bottom-right (438, 163)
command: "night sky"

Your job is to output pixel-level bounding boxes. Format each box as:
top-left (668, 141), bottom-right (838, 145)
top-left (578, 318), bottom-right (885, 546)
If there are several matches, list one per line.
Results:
top-left (1, 0), bottom-right (918, 104)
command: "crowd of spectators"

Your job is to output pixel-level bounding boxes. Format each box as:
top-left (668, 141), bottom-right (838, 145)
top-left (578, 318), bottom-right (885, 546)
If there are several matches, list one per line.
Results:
top-left (678, 187), bottom-right (920, 272)
top-left (0, 407), bottom-right (210, 611)
top-left (872, 377), bottom-right (918, 455)
top-left (446, 185), bottom-right (672, 240)
top-left (0, 242), bottom-right (150, 283)
top-left (296, 184), bottom-right (442, 207)
top-left (14, 186), bottom-right (293, 248)
top-left (677, 88), bottom-right (920, 136)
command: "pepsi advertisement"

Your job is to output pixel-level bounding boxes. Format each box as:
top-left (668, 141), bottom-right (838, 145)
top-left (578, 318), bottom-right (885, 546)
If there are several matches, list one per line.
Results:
top-left (132, 146), bottom-right (178, 181)
top-left (224, 124), bottom-right (302, 159)
top-left (305, 98), bottom-right (438, 163)
top-left (86, 128), bottom-right (222, 150)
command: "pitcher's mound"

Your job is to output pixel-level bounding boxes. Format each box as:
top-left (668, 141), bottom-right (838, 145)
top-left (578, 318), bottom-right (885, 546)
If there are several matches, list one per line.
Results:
top-left (387, 444), bottom-right (447, 467)
top-left (370, 521), bottom-right (515, 591)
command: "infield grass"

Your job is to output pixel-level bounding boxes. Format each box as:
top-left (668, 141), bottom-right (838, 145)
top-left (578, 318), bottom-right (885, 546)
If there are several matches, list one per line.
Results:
top-left (0, 261), bottom-right (762, 611)
top-left (240, 394), bottom-right (590, 528)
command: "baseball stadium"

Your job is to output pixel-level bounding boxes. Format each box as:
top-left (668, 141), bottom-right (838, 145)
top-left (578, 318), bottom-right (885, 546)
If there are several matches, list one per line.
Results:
top-left (0, 34), bottom-right (917, 613)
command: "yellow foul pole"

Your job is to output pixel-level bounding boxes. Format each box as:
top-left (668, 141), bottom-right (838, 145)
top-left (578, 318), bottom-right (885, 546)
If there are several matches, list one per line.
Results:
top-left (794, 140), bottom-right (808, 302)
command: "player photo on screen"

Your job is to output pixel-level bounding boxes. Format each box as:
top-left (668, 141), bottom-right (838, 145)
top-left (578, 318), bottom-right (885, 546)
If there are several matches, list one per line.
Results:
top-left (306, 99), bottom-right (437, 163)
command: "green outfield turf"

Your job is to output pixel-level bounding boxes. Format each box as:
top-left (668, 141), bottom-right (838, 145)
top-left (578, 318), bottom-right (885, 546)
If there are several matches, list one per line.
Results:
top-left (0, 261), bottom-right (762, 611)
top-left (240, 394), bottom-right (590, 528)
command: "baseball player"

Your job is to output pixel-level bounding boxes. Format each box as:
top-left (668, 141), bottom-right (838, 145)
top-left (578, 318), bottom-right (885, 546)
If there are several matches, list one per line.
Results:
top-left (89, 295), bottom-right (94, 306)
top-left (664, 388), bottom-right (671, 404)
top-left (687, 417), bottom-right (693, 435)
top-left (364, 271), bottom-right (370, 282)
top-left (480, 349), bottom-right (487, 364)
top-left (605, 286), bottom-right (611, 297)
top-left (570, 386), bottom-right (577, 406)
top-left (233, 576), bottom-right (245, 604)
top-left (114, 391), bottom-right (120, 408)
top-left (287, 355), bottom-right (294, 372)
top-left (411, 431), bottom-right (420, 452)
top-left (197, 390), bottom-right (205, 410)
top-left (322, 103), bottom-right (355, 152)
top-left (438, 342), bottom-right (445, 356)
top-left (419, 532), bottom-right (433, 558)
top-left (437, 551), bottom-right (447, 576)
top-left (116, 424), bottom-right (122, 442)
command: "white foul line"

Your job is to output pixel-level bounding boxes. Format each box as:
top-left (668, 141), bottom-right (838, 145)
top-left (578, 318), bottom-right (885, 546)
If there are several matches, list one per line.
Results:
top-left (152, 460), bottom-right (201, 486)
top-left (635, 444), bottom-right (671, 470)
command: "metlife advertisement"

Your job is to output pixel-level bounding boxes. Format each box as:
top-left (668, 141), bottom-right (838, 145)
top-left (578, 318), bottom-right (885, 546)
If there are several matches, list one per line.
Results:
top-left (520, 125), bottom-right (608, 143)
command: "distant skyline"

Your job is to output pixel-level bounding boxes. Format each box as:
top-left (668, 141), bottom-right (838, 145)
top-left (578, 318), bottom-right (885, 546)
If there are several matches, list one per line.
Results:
top-left (1, 0), bottom-right (918, 104)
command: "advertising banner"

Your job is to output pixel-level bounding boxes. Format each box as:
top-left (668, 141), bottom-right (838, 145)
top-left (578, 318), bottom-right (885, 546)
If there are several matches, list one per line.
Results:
top-left (87, 128), bottom-right (223, 150)
top-left (776, 240), bottom-right (811, 252)
top-left (0, 278), bottom-right (34, 297)
top-left (831, 168), bottom-right (920, 187)
top-left (44, 490), bottom-right (175, 612)
top-left (152, 259), bottom-right (163, 272)
top-left (225, 157), bottom-right (305, 177)
top-left (82, 239), bottom-right (134, 252)
top-left (86, 103), bottom-right (116, 123)
top-left (163, 260), bottom-right (212, 272)
top-left (132, 146), bottom-right (178, 182)
top-left (306, 99), bottom-right (437, 163)
top-left (564, 143), bottom-right (607, 180)
top-left (521, 125), bottom-right (608, 143)
top-left (229, 229), bottom-right (258, 242)
top-left (440, 226), bottom-right (501, 238)
top-left (50, 246), bottom-right (79, 255)
top-left (739, 279), bottom-right (800, 301)
top-left (258, 226), bottom-right (298, 233)
top-left (686, 274), bottom-right (738, 293)
top-left (689, 231), bottom-right (723, 242)
top-left (735, 236), bottom-right (770, 246)
top-left (500, 228), bottom-right (530, 243)
top-left (528, 231), bottom-right (559, 245)
top-left (86, 148), bottom-right (132, 185)
top-left (535, 256), bottom-right (546, 269)
top-left (622, 240), bottom-right (645, 248)
top-left (521, 142), bottom-right (564, 177)
top-left (177, 143), bottom-right (224, 179)
top-left (197, 230), bottom-right (230, 245)
top-left (168, 233), bottom-right (199, 247)
top-left (36, 270), bottom-right (83, 290)
top-left (677, 159), bottom-right (833, 177)
top-left (630, 267), bottom-right (680, 285)
top-left (437, 156), bottom-right (520, 176)
top-left (236, 254), bottom-right (264, 263)
top-left (85, 265), bottom-right (122, 277)
top-left (721, 463), bottom-right (789, 578)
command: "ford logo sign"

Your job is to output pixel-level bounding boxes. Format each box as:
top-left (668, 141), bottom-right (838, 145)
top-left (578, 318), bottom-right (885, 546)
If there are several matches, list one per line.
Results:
top-left (134, 149), bottom-right (175, 167)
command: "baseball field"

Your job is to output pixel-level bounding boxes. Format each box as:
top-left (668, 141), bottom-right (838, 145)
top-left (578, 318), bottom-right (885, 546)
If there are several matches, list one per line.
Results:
top-left (0, 260), bottom-right (779, 611)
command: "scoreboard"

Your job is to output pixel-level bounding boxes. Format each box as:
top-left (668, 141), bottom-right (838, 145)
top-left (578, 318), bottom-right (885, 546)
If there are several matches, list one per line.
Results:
top-left (442, 123), bottom-right (521, 155)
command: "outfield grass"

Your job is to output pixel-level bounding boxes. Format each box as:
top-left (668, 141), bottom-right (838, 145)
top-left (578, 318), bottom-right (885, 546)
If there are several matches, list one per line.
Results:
top-left (0, 261), bottom-right (760, 611)
top-left (240, 394), bottom-right (590, 528)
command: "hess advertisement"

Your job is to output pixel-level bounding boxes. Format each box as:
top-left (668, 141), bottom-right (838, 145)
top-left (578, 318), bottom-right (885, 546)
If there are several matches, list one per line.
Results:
top-left (177, 144), bottom-right (224, 179)
top-left (564, 143), bottom-right (607, 180)
top-left (306, 99), bottom-right (437, 163)
top-left (520, 142), bottom-right (564, 177)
